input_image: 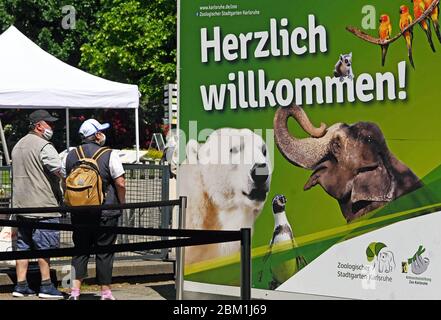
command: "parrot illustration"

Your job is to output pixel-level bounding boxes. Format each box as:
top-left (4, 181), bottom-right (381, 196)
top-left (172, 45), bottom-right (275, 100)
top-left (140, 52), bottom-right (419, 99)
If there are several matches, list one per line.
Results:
top-left (379, 14), bottom-right (392, 66)
top-left (400, 5), bottom-right (415, 68)
top-left (414, 0), bottom-right (436, 51)
top-left (258, 194), bottom-right (307, 290)
top-left (424, 0), bottom-right (441, 43)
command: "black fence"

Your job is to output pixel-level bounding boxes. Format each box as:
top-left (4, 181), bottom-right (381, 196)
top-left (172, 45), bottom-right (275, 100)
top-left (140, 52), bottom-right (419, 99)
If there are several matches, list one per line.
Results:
top-left (0, 199), bottom-right (252, 300)
top-left (117, 164), bottom-right (171, 260)
top-left (0, 166), bottom-right (11, 210)
top-left (0, 164), bottom-right (172, 264)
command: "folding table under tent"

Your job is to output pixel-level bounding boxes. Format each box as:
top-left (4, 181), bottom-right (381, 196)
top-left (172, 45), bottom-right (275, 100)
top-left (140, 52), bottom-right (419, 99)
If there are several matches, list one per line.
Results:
top-left (0, 25), bottom-right (141, 162)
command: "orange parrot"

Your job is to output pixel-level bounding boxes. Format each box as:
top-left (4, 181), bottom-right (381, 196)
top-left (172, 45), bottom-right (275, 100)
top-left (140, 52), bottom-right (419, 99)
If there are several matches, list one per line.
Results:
top-left (400, 5), bottom-right (415, 68)
top-left (424, 0), bottom-right (441, 43)
top-left (414, 0), bottom-right (436, 51)
top-left (379, 14), bottom-right (392, 66)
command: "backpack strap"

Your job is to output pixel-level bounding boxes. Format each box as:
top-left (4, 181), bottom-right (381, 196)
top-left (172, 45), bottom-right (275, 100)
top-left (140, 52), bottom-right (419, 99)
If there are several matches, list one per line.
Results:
top-left (75, 146), bottom-right (85, 160)
top-left (92, 147), bottom-right (111, 162)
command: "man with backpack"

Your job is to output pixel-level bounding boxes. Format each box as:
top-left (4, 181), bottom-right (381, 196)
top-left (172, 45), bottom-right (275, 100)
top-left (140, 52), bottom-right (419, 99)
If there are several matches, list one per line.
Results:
top-left (63, 118), bottom-right (126, 300)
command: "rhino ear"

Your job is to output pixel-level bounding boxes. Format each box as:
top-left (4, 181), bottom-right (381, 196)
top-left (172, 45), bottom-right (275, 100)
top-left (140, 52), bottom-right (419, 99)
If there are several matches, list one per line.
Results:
top-left (186, 139), bottom-right (199, 164)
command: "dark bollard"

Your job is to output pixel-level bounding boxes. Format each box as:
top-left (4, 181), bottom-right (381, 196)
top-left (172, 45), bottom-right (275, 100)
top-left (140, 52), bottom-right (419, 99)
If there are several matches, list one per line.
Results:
top-left (240, 228), bottom-right (251, 300)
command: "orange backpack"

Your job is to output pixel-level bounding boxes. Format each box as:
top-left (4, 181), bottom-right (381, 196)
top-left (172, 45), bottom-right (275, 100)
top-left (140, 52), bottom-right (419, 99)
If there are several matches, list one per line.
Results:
top-left (64, 146), bottom-right (111, 206)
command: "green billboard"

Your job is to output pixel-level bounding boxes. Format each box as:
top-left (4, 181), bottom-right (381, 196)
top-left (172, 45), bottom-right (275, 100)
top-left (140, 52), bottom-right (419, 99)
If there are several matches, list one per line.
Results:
top-left (178, 0), bottom-right (441, 299)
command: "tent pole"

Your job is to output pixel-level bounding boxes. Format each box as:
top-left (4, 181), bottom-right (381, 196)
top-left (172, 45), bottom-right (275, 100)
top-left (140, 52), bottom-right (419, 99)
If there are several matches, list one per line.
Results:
top-left (0, 119), bottom-right (11, 165)
top-left (135, 108), bottom-right (140, 163)
top-left (66, 108), bottom-right (70, 150)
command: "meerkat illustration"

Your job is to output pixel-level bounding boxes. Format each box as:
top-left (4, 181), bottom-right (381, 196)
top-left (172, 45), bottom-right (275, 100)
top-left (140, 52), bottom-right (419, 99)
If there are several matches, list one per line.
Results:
top-left (333, 52), bottom-right (354, 82)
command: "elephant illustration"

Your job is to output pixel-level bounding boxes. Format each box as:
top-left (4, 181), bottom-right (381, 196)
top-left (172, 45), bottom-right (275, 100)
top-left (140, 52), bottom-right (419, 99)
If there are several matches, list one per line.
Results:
top-left (376, 250), bottom-right (396, 273)
top-left (274, 105), bottom-right (422, 222)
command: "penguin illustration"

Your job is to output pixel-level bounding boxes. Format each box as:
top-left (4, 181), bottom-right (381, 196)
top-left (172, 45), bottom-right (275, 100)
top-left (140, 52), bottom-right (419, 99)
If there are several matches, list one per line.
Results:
top-left (260, 194), bottom-right (308, 289)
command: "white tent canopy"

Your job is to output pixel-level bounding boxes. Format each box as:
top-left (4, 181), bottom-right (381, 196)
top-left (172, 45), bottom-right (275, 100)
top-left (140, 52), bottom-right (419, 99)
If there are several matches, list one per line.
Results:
top-left (0, 26), bottom-right (140, 160)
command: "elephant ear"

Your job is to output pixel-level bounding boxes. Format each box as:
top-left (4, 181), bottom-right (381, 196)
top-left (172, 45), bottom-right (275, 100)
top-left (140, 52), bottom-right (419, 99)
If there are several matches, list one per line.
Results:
top-left (351, 166), bottom-right (394, 203)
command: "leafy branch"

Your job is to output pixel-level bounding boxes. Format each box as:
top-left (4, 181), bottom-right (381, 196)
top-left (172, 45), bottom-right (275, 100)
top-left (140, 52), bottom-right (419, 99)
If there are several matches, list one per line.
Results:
top-left (407, 245), bottom-right (426, 264)
top-left (346, 0), bottom-right (439, 45)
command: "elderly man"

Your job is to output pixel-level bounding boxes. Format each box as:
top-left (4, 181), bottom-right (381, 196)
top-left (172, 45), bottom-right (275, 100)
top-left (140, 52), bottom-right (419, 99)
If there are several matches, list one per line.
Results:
top-left (63, 119), bottom-right (126, 300)
top-left (11, 109), bottom-right (64, 299)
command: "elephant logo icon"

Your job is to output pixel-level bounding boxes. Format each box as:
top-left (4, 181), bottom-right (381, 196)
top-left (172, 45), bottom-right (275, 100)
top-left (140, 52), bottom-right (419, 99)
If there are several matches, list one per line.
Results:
top-left (366, 242), bottom-right (396, 273)
top-left (376, 250), bottom-right (396, 273)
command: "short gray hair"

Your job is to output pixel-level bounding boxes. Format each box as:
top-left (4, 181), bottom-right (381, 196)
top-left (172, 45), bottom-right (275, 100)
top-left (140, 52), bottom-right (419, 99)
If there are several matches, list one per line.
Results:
top-left (81, 134), bottom-right (96, 143)
top-left (28, 121), bottom-right (39, 132)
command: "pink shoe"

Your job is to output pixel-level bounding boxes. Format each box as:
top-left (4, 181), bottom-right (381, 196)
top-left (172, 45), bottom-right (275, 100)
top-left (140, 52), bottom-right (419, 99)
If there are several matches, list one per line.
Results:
top-left (69, 288), bottom-right (80, 300)
top-left (100, 290), bottom-right (116, 300)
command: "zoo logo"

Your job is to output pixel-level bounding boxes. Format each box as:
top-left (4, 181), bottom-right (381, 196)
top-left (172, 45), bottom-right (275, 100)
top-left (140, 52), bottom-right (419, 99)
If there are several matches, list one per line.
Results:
top-left (405, 245), bottom-right (430, 275)
top-left (366, 242), bottom-right (396, 274)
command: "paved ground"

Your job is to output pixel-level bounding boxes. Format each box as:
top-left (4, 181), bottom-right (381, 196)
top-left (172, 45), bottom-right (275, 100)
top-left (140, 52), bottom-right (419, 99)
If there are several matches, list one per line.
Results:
top-left (0, 260), bottom-right (177, 300)
top-left (0, 279), bottom-right (176, 300)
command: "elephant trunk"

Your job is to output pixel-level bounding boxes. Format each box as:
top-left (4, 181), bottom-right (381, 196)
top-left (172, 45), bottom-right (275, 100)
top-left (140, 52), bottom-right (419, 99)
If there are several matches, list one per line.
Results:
top-left (274, 105), bottom-right (333, 169)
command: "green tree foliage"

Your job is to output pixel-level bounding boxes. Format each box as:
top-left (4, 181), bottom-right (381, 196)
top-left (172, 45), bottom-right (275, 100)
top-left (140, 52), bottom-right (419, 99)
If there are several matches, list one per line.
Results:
top-left (0, 0), bottom-right (176, 153)
top-left (0, 0), bottom-right (102, 151)
top-left (0, 0), bottom-right (101, 65)
top-left (80, 0), bottom-right (176, 148)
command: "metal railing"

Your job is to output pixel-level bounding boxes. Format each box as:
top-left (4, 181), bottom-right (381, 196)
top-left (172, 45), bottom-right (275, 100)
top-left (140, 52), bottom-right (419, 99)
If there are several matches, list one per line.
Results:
top-left (0, 166), bottom-right (11, 210)
top-left (0, 198), bottom-right (252, 300)
top-left (0, 164), bottom-right (172, 262)
top-left (118, 164), bottom-right (171, 260)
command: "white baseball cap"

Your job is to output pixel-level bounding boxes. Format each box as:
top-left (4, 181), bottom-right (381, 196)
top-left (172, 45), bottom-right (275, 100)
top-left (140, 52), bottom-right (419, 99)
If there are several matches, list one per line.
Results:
top-left (79, 119), bottom-right (110, 137)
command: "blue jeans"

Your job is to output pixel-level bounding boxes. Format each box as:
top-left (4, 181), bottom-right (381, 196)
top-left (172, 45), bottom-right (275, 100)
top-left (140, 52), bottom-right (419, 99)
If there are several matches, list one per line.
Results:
top-left (16, 217), bottom-right (60, 251)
